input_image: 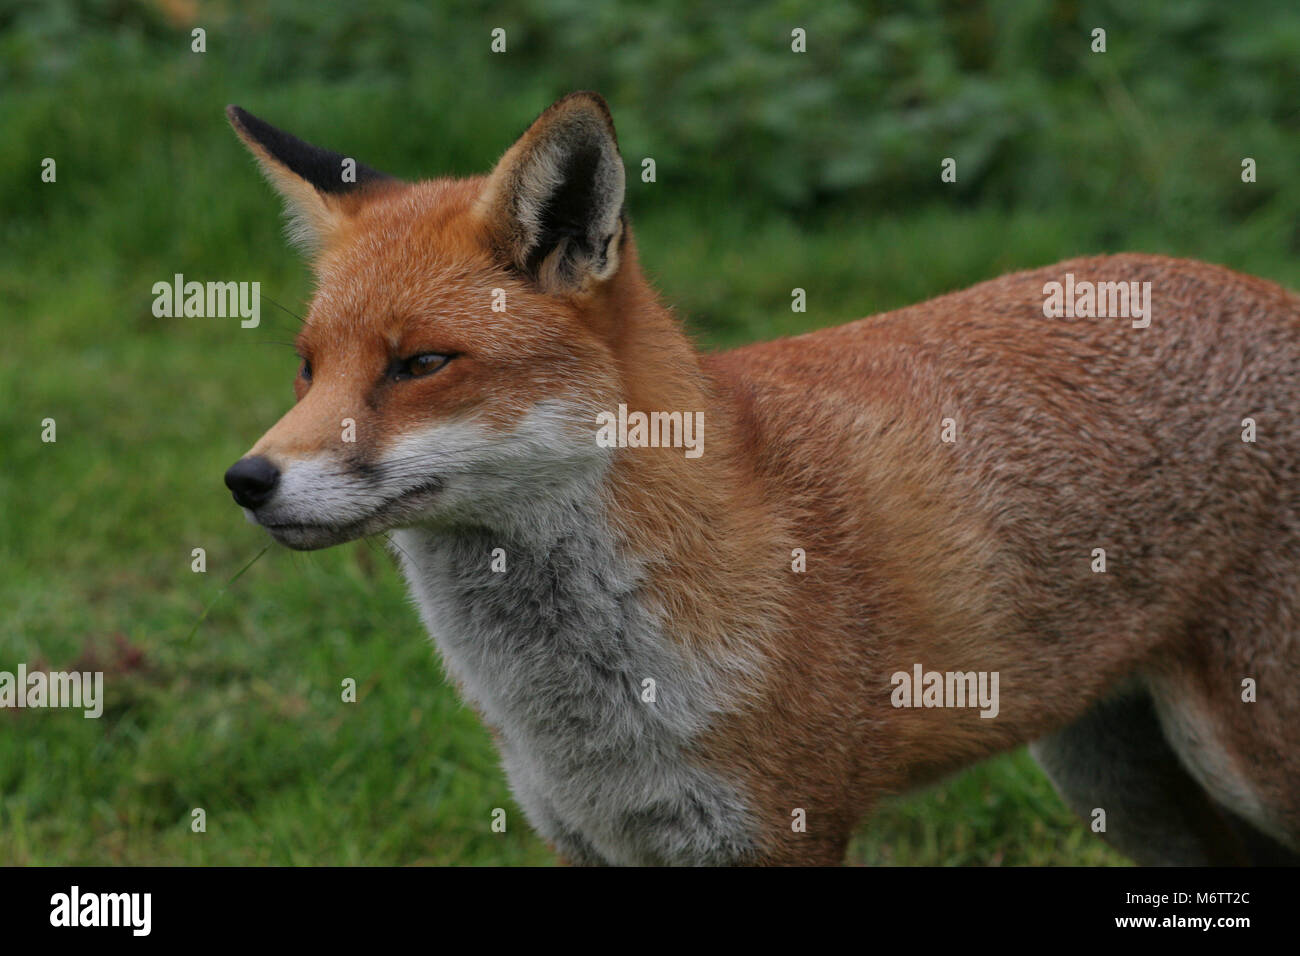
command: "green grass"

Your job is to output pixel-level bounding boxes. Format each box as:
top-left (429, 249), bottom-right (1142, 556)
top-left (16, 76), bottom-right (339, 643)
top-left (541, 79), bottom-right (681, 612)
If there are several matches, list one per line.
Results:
top-left (5, 0), bottom-right (1298, 866)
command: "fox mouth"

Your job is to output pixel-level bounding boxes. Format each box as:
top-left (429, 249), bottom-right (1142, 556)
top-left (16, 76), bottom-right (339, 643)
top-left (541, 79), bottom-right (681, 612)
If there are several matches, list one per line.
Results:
top-left (254, 477), bottom-right (445, 549)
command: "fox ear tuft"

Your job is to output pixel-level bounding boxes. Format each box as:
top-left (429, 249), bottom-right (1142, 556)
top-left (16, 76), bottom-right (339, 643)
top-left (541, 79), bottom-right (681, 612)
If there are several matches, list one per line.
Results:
top-left (478, 92), bottom-right (626, 294)
top-left (226, 105), bottom-right (393, 251)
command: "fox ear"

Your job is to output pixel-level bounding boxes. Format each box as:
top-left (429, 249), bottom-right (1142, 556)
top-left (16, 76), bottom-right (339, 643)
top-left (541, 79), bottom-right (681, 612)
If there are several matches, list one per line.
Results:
top-left (226, 105), bottom-right (393, 251)
top-left (478, 92), bottom-right (626, 293)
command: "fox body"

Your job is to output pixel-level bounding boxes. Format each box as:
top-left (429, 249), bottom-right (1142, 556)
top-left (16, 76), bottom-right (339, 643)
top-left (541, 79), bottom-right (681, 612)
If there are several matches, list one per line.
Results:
top-left (225, 93), bottom-right (1300, 865)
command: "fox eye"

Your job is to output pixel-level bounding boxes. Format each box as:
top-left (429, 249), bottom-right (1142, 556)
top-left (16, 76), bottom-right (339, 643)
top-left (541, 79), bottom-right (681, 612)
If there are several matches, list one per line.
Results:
top-left (393, 353), bottom-right (452, 380)
top-left (299, 359), bottom-right (312, 382)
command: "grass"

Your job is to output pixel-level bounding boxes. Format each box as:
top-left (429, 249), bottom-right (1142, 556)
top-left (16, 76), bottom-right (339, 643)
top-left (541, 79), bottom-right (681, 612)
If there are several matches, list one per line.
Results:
top-left (6, 1), bottom-right (1298, 866)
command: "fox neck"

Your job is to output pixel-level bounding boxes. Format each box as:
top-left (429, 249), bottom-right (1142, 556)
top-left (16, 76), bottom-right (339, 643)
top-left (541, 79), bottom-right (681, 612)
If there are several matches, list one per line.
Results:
top-left (386, 269), bottom-right (776, 864)
top-left (603, 259), bottom-right (788, 673)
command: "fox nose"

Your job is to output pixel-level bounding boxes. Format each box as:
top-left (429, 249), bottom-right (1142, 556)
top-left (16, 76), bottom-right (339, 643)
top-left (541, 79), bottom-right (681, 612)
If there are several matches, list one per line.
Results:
top-left (224, 455), bottom-right (280, 509)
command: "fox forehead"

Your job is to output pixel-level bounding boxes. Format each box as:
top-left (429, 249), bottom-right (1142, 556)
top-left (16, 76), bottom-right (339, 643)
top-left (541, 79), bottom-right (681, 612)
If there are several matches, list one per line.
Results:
top-left (299, 176), bottom-right (588, 364)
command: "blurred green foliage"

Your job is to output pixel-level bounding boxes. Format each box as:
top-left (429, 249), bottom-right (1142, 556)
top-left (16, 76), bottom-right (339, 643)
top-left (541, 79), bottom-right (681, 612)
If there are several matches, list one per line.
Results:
top-left (4, 0), bottom-right (1300, 217)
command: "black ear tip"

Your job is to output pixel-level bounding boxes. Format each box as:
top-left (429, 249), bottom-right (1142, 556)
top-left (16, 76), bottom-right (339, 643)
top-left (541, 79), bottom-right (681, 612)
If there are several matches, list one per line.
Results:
top-left (553, 91), bottom-right (617, 143)
top-left (225, 105), bottom-right (392, 194)
top-left (565, 90), bottom-right (612, 117)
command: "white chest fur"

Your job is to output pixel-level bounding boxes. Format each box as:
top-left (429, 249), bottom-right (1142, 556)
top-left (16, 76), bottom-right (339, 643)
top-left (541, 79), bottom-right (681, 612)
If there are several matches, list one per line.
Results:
top-left (389, 501), bottom-right (757, 865)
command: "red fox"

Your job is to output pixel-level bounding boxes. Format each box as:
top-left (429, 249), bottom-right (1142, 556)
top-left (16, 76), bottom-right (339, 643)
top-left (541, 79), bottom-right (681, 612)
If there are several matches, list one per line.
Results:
top-left (224, 92), bottom-right (1300, 866)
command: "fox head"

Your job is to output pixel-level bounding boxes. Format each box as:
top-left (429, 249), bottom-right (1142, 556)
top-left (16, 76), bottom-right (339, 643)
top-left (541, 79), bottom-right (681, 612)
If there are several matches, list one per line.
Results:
top-left (223, 92), bottom-right (637, 550)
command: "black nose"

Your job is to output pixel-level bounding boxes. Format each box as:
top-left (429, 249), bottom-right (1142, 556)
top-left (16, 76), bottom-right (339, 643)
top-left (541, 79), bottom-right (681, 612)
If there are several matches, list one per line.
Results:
top-left (224, 455), bottom-right (280, 509)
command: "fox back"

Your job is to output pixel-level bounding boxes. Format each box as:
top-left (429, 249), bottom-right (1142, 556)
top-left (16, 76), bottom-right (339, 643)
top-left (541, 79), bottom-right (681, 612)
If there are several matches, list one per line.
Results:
top-left (225, 93), bottom-right (1300, 865)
